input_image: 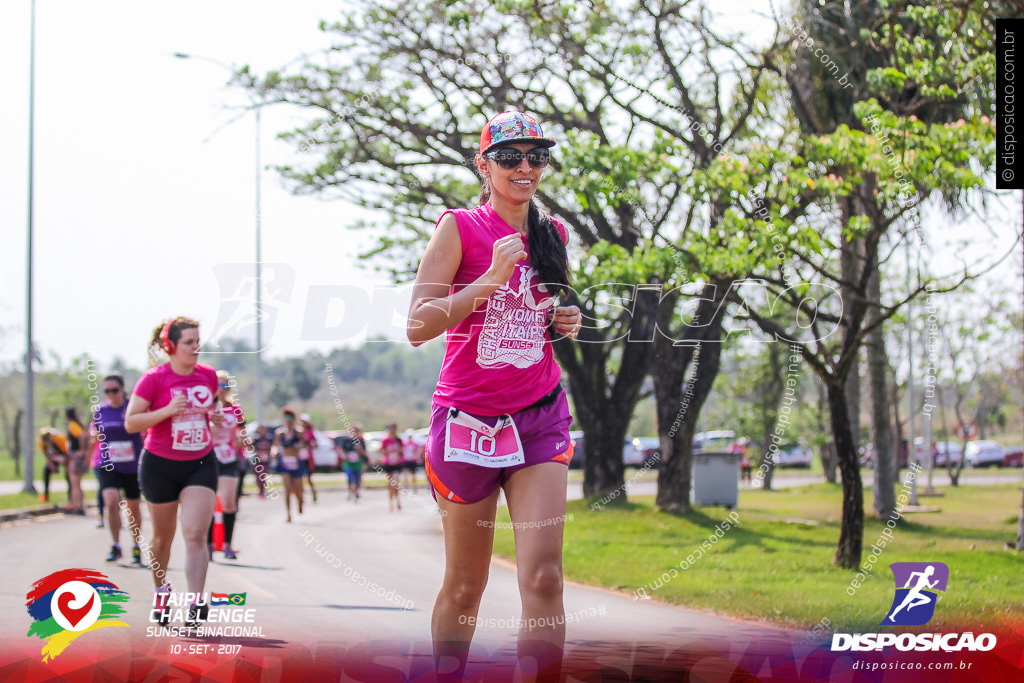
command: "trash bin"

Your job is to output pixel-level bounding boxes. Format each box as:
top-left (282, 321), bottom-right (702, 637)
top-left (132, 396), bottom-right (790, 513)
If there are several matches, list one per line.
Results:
top-left (691, 451), bottom-right (741, 508)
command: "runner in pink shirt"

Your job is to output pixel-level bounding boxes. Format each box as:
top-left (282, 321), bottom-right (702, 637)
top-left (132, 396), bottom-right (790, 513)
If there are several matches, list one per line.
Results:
top-left (207, 370), bottom-right (244, 560)
top-left (125, 317), bottom-right (223, 629)
top-left (299, 414), bottom-right (319, 503)
top-left (407, 111), bottom-right (582, 681)
top-left (379, 423), bottom-right (403, 512)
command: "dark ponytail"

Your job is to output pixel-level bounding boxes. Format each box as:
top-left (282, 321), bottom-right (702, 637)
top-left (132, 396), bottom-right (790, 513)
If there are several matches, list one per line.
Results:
top-left (479, 178), bottom-right (570, 299)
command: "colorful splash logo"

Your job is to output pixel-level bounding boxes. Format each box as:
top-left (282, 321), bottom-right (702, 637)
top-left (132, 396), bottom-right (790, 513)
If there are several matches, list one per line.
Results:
top-left (26, 569), bottom-right (129, 661)
top-left (882, 562), bottom-right (949, 626)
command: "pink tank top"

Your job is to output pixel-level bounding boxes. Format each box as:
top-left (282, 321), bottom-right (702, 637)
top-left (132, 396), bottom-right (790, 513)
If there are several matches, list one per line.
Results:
top-left (432, 203), bottom-right (566, 416)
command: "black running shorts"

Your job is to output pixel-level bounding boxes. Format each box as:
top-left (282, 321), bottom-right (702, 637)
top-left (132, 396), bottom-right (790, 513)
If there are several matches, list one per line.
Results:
top-left (96, 468), bottom-right (141, 500)
top-left (138, 450), bottom-right (217, 504)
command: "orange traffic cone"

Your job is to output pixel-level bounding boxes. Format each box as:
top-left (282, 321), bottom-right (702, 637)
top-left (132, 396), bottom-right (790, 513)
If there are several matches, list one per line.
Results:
top-left (212, 496), bottom-right (225, 551)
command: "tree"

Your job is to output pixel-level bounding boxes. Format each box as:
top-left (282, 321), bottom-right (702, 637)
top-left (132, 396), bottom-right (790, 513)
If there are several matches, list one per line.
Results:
top-left (730, 0), bottom-right (996, 567)
top-left (237, 0), bottom-right (709, 498)
top-left (938, 292), bottom-right (1011, 484)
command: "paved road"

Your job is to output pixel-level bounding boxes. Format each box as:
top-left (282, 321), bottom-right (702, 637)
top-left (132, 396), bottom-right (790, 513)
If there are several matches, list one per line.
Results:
top-left (1, 477), bottom-right (795, 680)
top-left (3, 469), bottom-right (1020, 679)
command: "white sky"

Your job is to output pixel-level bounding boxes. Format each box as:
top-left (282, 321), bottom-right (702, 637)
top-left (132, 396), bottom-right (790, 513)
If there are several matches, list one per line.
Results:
top-left (0, 1), bottom-right (1018, 372)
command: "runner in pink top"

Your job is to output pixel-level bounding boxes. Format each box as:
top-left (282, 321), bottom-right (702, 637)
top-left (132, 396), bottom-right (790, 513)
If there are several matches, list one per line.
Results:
top-left (206, 370), bottom-right (244, 560)
top-left (299, 414), bottom-right (319, 504)
top-left (407, 111), bottom-right (582, 682)
top-left (125, 317), bottom-right (223, 629)
top-left (379, 423), bottom-right (403, 512)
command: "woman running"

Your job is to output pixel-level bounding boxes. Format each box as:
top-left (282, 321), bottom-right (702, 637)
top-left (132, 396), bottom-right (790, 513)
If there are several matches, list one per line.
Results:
top-left (401, 428), bottom-right (421, 493)
top-left (299, 413), bottom-right (318, 503)
top-left (208, 370), bottom-right (244, 560)
top-left (273, 408), bottom-right (307, 522)
top-left (408, 111), bottom-right (581, 681)
top-left (125, 317), bottom-right (223, 627)
top-left (65, 407), bottom-right (88, 515)
top-left (91, 373), bottom-right (145, 564)
top-left (90, 431), bottom-right (105, 527)
top-left (379, 423), bottom-right (403, 512)
top-left (252, 424), bottom-right (272, 499)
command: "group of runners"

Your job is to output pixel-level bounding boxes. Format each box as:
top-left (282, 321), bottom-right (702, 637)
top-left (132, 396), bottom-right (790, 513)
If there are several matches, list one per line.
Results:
top-left (35, 111), bottom-right (582, 680)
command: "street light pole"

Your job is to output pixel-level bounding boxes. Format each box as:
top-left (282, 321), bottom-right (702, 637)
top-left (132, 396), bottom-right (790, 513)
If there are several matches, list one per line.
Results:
top-left (906, 234), bottom-right (919, 506)
top-left (254, 105), bottom-right (263, 425)
top-left (174, 52), bottom-right (264, 425)
top-left (22, 0), bottom-right (37, 495)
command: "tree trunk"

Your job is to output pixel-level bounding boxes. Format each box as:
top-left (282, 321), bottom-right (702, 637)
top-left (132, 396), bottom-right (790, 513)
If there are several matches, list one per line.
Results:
top-left (827, 381), bottom-right (864, 569)
top-left (654, 279), bottom-right (729, 513)
top-left (756, 343), bottom-right (786, 491)
top-left (556, 285), bottom-right (659, 498)
top-left (13, 408), bottom-right (22, 478)
top-left (867, 264), bottom-right (896, 520)
top-left (818, 380), bottom-right (837, 483)
top-left (840, 217), bottom-right (863, 459)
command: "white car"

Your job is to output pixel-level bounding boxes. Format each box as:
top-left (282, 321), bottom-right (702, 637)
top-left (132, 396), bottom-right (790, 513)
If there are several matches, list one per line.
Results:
top-left (622, 439), bottom-right (646, 467)
top-left (965, 440), bottom-right (1004, 468)
top-left (774, 441), bottom-right (813, 468)
top-left (693, 430), bottom-right (736, 453)
top-left (933, 441), bottom-right (963, 467)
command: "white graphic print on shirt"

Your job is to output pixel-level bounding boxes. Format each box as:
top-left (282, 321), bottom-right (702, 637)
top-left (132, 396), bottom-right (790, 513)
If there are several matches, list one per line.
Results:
top-left (477, 264), bottom-right (555, 369)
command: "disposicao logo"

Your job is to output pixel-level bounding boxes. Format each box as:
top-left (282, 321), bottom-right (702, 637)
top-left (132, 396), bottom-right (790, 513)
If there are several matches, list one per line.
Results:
top-left (831, 561), bottom-right (996, 653)
top-left (883, 562), bottom-right (948, 626)
top-left (26, 569), bottom-right (129, 661)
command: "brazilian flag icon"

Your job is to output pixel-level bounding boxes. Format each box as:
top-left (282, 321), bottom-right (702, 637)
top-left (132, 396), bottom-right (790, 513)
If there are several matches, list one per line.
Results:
top-left (228, 593), bottom-right (247, 606)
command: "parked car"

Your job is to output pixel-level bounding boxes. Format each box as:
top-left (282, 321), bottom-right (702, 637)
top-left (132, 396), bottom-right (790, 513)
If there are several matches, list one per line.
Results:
top-left (568, 431), bottom-right (584, 469)
top-left (622, 439), bottom-right (646, 468)
top-left (774, 440), bottom-right (813, 468)
top-left (933, 441), bottom-right (964, 467)
top-left (693, 430), bottom-right (736, 453)
top-left (632, 436), bottom-right (661, 467)
top-left (965, 440), bottom-right (1004, 468)
top-left (1003, 446), bottom-right (1023, 468)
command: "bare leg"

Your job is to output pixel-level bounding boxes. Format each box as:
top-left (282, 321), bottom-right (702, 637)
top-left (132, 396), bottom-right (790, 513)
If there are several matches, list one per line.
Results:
top-left (294, 475), bottom-right (305, 515)
top-left (282, 474), bottom-right (293, 522)
top-left (217, 476), bottom-right (239, 552)
top-left (503, 462), bottom-right (569, 683)
top-left (147, 501), bottom-right (179, 589)
top-left (68, 465), bottom-right (84, 510)
top-left (103, 488), bottom-right (122, 544)
top-left (178, 486), bottom-right (216, 596)
top-left (125, 499), bottom-right (143, 547)
top-left (432, 490), bottom-right (499, 682)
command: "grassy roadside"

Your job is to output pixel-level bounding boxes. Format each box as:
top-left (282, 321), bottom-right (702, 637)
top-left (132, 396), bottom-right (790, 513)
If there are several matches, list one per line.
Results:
top-left (491, 482), bottom-right (1024, 631)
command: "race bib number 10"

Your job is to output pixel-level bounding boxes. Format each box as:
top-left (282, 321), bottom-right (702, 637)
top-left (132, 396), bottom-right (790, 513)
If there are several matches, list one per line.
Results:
top-left (444, 410), bottom-right (525, 468)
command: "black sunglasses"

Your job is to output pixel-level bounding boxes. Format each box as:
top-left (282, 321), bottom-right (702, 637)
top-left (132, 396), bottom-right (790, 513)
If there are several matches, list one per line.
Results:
top-left (104, 387), bottom-right (121, 395)
top-left (484, 147), bottom-right (551, 170)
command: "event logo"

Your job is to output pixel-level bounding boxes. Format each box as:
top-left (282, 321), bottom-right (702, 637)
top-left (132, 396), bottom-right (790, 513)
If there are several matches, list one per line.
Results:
top-left (25, 569), bottom-right (129, 662)
top-left (204, 262), bottom-right (295, 354)
top-left (883, 562), bottom-right (948, 626)
top-left (832, 560), bottom-right (995, 653)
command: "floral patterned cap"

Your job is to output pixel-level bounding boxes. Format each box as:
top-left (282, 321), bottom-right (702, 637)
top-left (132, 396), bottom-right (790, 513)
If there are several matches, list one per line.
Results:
top-left (479, 111), bottom-right (556, 155)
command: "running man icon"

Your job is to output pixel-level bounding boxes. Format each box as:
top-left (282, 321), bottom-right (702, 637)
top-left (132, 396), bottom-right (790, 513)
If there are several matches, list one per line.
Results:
top-left (887, 565), bottom-right (938, 622)
top-left (882, 562), bottom-right (949, 626)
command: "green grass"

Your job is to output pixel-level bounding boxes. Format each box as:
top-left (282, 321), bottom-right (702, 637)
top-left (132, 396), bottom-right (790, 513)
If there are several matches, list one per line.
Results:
top-left (0, 492), bottom-right (54, 510)
top-left (491, 482), bottom-right (1024, 631)
top-left (0, 454), bottom-right (22, 481)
